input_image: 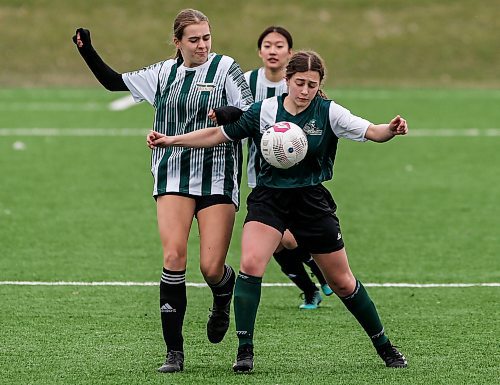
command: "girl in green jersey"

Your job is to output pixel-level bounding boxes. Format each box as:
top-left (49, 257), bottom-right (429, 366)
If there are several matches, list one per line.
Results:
top-left (147, 50), bottom-right (408, 372)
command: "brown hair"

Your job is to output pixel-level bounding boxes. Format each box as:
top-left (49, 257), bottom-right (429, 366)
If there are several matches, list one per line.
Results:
top-left (257, 26), bottom-right (293, 49)
top-left (285, 51), bottom-right (328, 98)
top-left (172, 9), bottom-right (210, 61)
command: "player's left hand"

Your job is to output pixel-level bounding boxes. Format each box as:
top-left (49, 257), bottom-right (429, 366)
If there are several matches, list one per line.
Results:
top-left (146, 130), bottom-right (167, 149)
top-left (389, 115), bottom-right (408, 136)
top-left (208, 109), bottom-right (217, 124)
top-left (72, 28), bottom-right (92, 49)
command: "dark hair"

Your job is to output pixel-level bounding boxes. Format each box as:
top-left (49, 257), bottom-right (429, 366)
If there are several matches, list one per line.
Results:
top-left (285, 50), bottom-right (328, 98)
top-left (173, 9), bottom-right (210, 60)
top-left (257, 26), bottom-right (293, 49)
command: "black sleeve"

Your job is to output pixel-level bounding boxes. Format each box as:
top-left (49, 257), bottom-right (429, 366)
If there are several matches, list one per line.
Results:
top-left (213, 106), bottom-right (244, 125)
top-left (72, 28), bottom-right (128, 92)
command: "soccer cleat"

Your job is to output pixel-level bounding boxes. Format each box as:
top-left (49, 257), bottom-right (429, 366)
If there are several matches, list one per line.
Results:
top-left (376, 341), bottom-right (408, 368)
top-left (207, 301), bottom-right (231, 343)
top-left (232, 344), bottom-right (254, 373)
top-left (299, 290), bottom-right (322, 309)
top-left (158, 350), bottom-right (184, 373)
top-left (321, 283), bottom-right (334, 296)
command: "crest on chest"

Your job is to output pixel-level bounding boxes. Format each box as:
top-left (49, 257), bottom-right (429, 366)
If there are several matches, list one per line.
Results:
top-left (196, 82), bottom-right (216, 92)
top-left (302, 119), bottom-right (322, 135)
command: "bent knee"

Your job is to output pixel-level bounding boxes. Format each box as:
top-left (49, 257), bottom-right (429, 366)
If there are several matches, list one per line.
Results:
top-left (330, 275), bottom-right (356, 297)
top-left (163, 249), bottom-right (187, 269)
top-left (200, 264), bottom-right (225, 283)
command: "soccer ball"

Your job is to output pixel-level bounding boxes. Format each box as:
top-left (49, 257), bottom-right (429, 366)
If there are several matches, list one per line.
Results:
top-left (260, 121), bottom-right (308, 169)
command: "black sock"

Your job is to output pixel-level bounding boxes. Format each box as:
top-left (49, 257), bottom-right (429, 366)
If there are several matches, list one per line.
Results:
top-left (274, 248), bottom-right (317, 295)
top-left (340, 280), bottom-right (389, 347)
top-left (302, 254), bottom-right (328, 286)
top-left (207, 264), bottom-right (236, 307)
top-left (160, 268), bottom-right (187, 352)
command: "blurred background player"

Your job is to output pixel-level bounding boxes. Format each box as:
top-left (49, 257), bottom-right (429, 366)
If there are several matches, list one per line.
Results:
top-left (73, 8), bottom-right (253, 373)
top-left (244, 26), bottom-right (333, 309)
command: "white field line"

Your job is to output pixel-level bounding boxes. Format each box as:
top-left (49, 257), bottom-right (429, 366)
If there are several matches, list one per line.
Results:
top-left (0, 128), bottom-right (147, 136)
top-left (0, 128), bottom-right (499, 137)
top-left (0, 281), bottom-right (498, 288)
top-left (108, 95), bottom-right (139, 111)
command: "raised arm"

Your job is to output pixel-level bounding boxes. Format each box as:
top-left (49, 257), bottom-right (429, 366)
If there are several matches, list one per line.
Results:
top-left (147, 127), bottom-right (229, 149)
top-left (72, 28), bottom-right (128, 91)
top-left (365, 115), bottom-right (408, 143)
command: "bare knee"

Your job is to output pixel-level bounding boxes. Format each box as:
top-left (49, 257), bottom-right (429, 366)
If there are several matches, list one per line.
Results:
top-left (163, 249), bottom-right (187, 270)
top-left (200, 262), bottom-right (224, 284)
top-left (240, 255), bottom-right (267, 277)
top-left (329, 274), bottom-right (357, 297)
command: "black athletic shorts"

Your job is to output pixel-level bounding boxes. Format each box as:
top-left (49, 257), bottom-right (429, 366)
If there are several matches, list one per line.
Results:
top-left (245, 184), bottom-right (344, 254)
top-left (158, 192), bottom-right (235, 216)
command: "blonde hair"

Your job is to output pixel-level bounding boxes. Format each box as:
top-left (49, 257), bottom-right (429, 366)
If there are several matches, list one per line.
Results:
top-left (173, 9), bottom-right (210, 61)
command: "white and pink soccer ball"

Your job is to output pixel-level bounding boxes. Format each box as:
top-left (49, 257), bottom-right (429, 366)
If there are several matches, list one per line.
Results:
top-left (260, 121), bottom-right (308, 169)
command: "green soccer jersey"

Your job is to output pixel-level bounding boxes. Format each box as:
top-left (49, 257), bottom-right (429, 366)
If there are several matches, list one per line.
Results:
top-left (221, 94), bottom-right (371, 188)
top-left (244, 68), bottom-right (288, 188)
top-left (123, 53), bottom-right (253, 205)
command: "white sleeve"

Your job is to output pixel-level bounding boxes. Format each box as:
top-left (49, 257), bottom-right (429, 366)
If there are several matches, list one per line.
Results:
top-left (329, 101), bottom-right (371, 142)
top-left (122, 62), bottom-right (163, 105)
top-left (243, 70), bottom-right (251, 85)
top-left (225, 64), bottom-right (253, 112)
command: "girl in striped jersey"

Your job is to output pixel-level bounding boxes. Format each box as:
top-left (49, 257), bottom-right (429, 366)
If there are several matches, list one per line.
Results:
top-left (73, 9), bottom-right (253, 373)
top-left (147, 50), bottom-right (408, 372)
top-left (245, 26), bottom-right (333, 309)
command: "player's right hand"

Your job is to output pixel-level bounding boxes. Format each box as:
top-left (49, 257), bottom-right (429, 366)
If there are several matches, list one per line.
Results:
top-left (72, 28), bottom-right (91, 48)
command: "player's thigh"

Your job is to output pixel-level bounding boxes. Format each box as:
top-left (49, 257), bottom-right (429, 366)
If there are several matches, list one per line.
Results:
top-left (156, 195), bottom-right (195, 264)
top-left (280, 229), bottom-right (298, 249)
top-left (312, 248), bottom-right (356, 296)
top-left (240, 221), bottom-right (282, 277)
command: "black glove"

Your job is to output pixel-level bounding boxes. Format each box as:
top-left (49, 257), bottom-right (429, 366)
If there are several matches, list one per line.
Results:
top-left (213, 106), bottom-right (244, 125)
top-left (72, 28), bottom-right (92, 50)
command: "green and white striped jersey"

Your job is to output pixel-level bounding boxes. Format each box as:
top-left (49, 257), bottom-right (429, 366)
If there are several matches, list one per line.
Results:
top-left (123, 53), bottom-right (253, 206)
top-left (221, 94), bottom-right (371, 189)
top-left (244, 68), bottom-right (288, 188)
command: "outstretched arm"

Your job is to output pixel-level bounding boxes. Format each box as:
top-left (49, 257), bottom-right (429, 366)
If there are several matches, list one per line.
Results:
top-left (365, 115), bottom-right (408, 142)
top-left (72, 28), bottom-right (128, 91)
top-left (146, 127), bottom-right (229, 149)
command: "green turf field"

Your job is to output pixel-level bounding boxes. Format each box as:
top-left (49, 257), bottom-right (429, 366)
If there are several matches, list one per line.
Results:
top-left (0, 88), bottom-right (499, 384)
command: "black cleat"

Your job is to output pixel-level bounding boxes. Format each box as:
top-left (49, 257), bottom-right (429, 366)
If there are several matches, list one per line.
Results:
top-left (376, 341), bottom-right (407, 368)
top-left (158, 350), bottom-right (184, 373)
top-left (207, 301), bottom-right (231, 343)
top-left (232, 344), bottom-right (254, 373)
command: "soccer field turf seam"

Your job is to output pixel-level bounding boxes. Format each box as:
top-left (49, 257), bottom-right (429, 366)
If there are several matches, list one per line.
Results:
top-left (0, 281), bottom-right (498, 287)
top-left (1, 128), bottom-right (500, 136)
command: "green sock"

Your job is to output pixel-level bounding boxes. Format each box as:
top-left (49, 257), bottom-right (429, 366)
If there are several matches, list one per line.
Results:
top-left (234, 272), bottom-right (262, 347)
top-left (341, 280), bottom-right (389, 347)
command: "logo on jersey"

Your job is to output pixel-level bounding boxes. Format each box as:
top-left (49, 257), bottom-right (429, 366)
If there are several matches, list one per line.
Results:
top-left (196, 82), bottom-right (216, 92)
top-left (302, 119), bottom-right (322, 135)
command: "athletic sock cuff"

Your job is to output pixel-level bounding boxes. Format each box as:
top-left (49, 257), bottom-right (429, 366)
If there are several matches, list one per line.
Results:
top-left (340, 279), bottom-right (362, 301)
top-left (237, 271), bottom-right (262, 285)
top-left (161, 268), bottom-right (186, 285)
top-left (208, 264), bottom-right (234, 288)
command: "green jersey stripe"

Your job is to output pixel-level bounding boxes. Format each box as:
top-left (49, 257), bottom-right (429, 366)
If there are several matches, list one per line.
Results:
top-left (155, 63), bottom-right (179, 193)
